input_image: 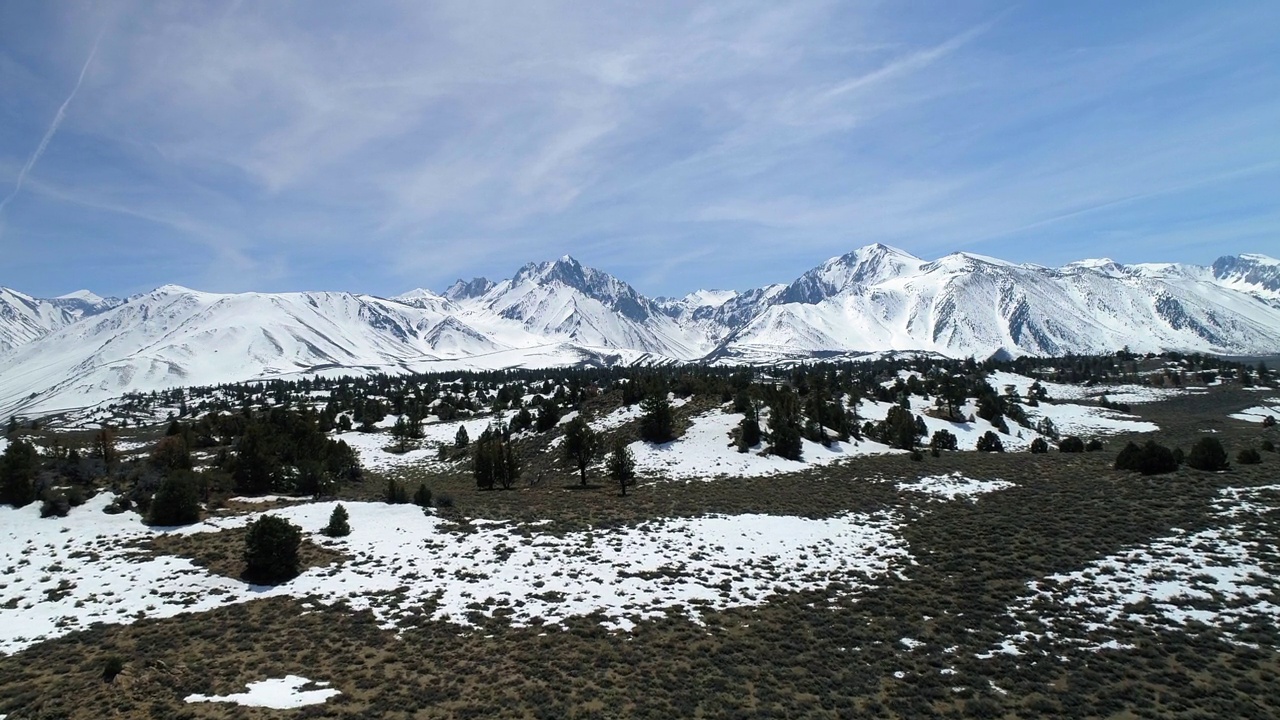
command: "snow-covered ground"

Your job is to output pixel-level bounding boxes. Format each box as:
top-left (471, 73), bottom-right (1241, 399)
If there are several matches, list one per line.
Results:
top-left (628, 409), bottom-right (898, 481)
top-left (1229, 397), bottom-right (1279, 423)
top-left (0, 495), bottom-right (910, 654)
top-left (185, 676), bottom-right (340, 709)
top-left (335, 412), bottom-right (513, 472)
top-left (896, 473), bottom-right (1014, 501)
top-left (989, 371), bottom-right (1202, 405)
top-left (988, 484), bottom-right (1280, 656)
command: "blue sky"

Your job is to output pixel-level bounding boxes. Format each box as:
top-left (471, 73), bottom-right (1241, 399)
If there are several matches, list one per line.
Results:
top-left (0, 1), bottom-right (1276, 300)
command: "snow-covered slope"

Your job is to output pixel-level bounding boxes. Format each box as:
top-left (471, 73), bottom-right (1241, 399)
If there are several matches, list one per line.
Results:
top-left (715, 249), bottom-right (1280, 361)
top-left (0, 287), bottom-right (120, 354)
top-left (1, 249), bottom-right (1278, 416)
top-left (453, 256), bottom-right (709, 359)
top-left (0, 286), bottom-right (520, 416)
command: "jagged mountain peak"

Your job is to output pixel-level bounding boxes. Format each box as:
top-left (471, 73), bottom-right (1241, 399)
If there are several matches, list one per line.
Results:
top-left (442, 277), bottom-right (496, 301)
top-left (1212, 253), bottom-right (1280, 298)
top-left (776, 243), bottom-right (923, 305)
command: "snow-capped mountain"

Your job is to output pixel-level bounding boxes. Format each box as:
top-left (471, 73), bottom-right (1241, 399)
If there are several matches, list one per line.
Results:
top-left (449, 256), bottom-right (707, 359)
top-left (1, 248), bottom-right (1278, 417)
top-left (0, 288), bottom-right (121, 354)
top-left (714, 248), bottom-right (1280, 360)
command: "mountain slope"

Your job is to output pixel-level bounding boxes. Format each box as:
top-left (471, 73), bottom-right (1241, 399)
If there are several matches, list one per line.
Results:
top-left (716, 251), bottom-right (1280, 360)
top-left (1, 249), bottom-right (1278, 417)
top-left (0, 288), bottom-right (121, 354)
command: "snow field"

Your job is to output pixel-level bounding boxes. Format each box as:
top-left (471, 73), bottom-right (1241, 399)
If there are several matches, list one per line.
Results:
top-left (185, 675), bottom-right (340, 709)
top-left (0, 496), bottom-right (911, 654)
top-left (988, 485), bottom-right (1280, 656)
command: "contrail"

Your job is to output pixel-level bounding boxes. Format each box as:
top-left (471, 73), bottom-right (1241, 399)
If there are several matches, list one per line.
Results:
top-left (0, 29), bottom-right (105, 213)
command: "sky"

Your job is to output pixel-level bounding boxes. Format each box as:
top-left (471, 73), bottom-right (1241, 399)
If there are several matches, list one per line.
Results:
top-left (0, 1), bottom-right (1277, 300)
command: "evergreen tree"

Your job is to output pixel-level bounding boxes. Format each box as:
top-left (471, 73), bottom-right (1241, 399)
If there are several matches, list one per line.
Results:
top-left (150, 435), bottom-right (192, 471)
top-left (563, 415), bottom-right (600, 486)
top-left (324, 504), bottom-right (352, 537)
top-left (976, 431), bottom-right (1004, 452)
top-left (1029, 437), bottom-right (1049, 454)
top-left (608, 439), bottom-right (636, 496)
top-left (638, 393), bottom-right (675, 443)
top-left (455, 425), bottom-right (469, 448)
top-left (148, 472), bottom-right (201, 526)
top-left (766, 392), bottom-right (803, 461)
top-left (413, 483), bottom-right (433, 507)
top-left (1186, 437), bottom-right (1229, 471)
top-left (0, 438), bottom-right (39, 507)
top-left (879, 406), bottom-right (919, 450)
top-left (243, 515), bottom-right (302, 584)
top-left (929, 429), bottom-right (958, 452)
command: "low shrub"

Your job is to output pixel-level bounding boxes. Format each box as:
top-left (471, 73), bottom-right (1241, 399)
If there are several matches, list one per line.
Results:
top-left (1114, 440), bottom-right (1178, 475)
top-left (1237, 448), bottom-right (1262, 465)
top-left (1058, 436), bottom-right (1085, 453)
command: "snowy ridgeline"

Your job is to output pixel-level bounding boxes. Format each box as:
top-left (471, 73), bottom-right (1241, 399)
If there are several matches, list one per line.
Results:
top-left (0, 495), bottom-right (911, 656)
top-left (2, 247), bottom-right (1278, 420)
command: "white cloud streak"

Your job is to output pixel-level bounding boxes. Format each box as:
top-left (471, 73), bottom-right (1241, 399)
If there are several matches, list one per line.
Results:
top-left (0, 28), bottom-right (104, 214)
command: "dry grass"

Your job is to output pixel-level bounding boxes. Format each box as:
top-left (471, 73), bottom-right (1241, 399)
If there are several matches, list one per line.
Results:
top-left (1, 387), bottom-right (1278, 718)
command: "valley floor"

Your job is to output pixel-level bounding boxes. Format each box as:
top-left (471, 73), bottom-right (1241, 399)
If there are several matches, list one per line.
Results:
top-left (1, 387), bottom-right (1278, 718)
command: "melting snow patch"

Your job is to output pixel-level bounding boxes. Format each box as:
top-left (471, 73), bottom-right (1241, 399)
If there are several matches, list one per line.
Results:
top-left (1229, 399), bottom-right (1279, 423)
top-left (896, 473), bottom-right (1014, 501)
top-left (185, 675), bottom-right (339, 709)
top-left (988, 485), bottom-right (1280, 657)
top-left (0, 496), bottom-right (910, 654)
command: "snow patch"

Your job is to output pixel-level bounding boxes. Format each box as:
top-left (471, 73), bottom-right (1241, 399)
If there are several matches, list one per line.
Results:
top-left (185, 675), bottom-right (340, 709)
top-left (896, 473), bottom-right (1014, 501)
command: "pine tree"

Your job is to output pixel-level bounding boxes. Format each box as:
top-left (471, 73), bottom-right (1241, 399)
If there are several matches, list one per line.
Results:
top-left (0, 438), bottom-right (39, 508)
top-left (148, 472), bottom-right (201, 526)
top-left (455, 425), bottom-right (469, 448)
top-left (608, 440), bottom-right (636, 496)
top-left (563, 415), bottom-right (600, 486)
top-left (324, 504), bottom-right (352, 537)
top-left (413, 484), bottom-right (433, 507)
top-left (766, 392), bottom-right (803, 461)
top-left (638, 393), bottom-right (675, 444)
top-left (243, 515), bottom-right (302, 584)
top-left (976, 431), bottom-right (1004, 452)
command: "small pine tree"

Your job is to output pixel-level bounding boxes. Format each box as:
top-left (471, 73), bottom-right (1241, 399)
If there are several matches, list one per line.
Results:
top-left (1186, 437), bottom-right (1229, 472)
top-left (607, 440), bottom-right (636, 496)
top-left (1058, 436), bottom-right (1085, 453)
top-left (737, 416), bottom-right (762, 452)
top-left (929, 429), bottom-right (958, 452)
top-left (148, 472), bottom-right (201, 526)
top-left (455, 425), bottom-right (469, 448)
top-left (1029, 437), bottom-right (1048, 454)
top-left (0, 438), bottom-right (40, 508)
top-left (638, 394), bottom-right (675, 444)
top-left (563, 415), bottom-right (600, 486)
top-left (324, 504), bottom-right (351, 537)
top-left (1237, 447), bottom-right (1262, 465)
top-left (976, 431), bottom-right (1004, 453)
top-left (413, 483), bottom-right (432, 507)
top-left (243, 515), bottom-right (302, 584)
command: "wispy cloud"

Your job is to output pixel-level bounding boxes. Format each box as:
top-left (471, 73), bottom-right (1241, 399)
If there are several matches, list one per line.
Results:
top-left (0, 28), bottom-right (103, 215)
top-left (0, 1), bottom-right (1275, 298)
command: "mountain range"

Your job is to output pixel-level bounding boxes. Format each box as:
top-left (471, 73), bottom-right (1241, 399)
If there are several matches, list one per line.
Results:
top-left (2, 245), bottom-right (1278, 417)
